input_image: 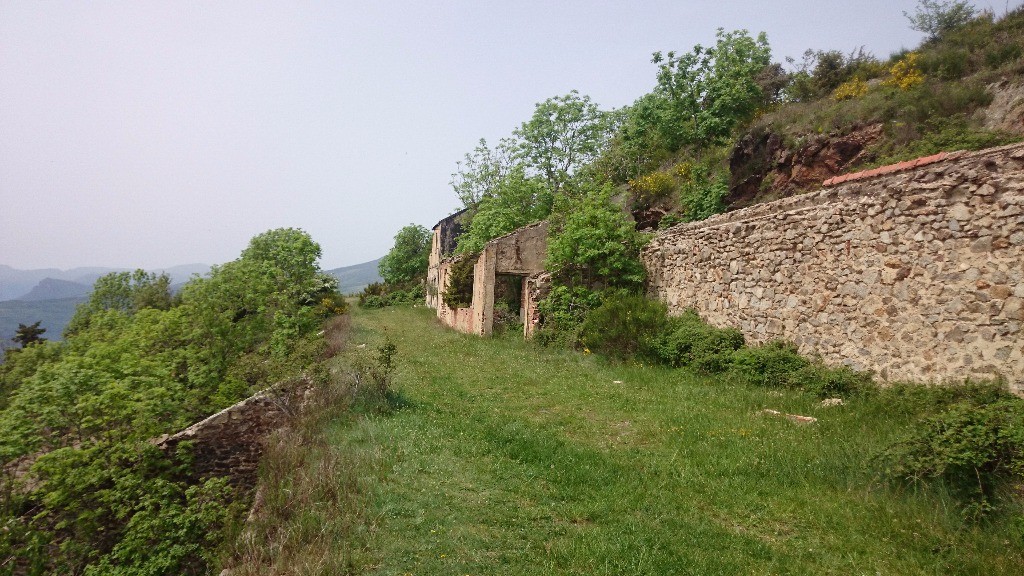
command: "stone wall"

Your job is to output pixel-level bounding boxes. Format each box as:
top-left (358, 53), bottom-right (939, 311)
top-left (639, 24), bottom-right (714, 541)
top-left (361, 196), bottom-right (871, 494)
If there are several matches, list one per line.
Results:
top-left (643, 143), bottom-right (1024, 393)
top-left (154, 380), bottom-right (311, 486)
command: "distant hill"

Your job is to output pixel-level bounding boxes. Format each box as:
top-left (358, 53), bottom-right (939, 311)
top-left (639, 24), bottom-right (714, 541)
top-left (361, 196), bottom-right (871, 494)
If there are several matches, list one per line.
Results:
top-left (0, 265), bottom-right (123, 301)
top-left (17, 278), bottom-right (92, 301)
top-left (327, 258), bottom-right (382, 294)
top-left (0, 296), bottom-right (86, 349)
top-left (1, 264), bottom-right (210, 302)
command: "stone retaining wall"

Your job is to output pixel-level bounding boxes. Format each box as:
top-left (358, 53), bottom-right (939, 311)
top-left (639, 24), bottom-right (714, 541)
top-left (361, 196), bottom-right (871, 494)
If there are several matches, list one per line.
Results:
top-left (643, 143), bottom-right (1024, 393)
top-left (154, 380), bottom-right (311, 486)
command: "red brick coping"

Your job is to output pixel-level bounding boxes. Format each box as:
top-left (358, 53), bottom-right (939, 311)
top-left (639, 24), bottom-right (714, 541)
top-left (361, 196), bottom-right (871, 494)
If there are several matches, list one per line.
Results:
top-left (822, 151), bottom-right (958, 187)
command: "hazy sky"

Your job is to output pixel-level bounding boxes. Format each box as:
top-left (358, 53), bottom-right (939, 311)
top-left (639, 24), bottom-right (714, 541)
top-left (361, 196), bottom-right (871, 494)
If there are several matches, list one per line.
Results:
top-left (2, 1), bottom-right (1019, 270)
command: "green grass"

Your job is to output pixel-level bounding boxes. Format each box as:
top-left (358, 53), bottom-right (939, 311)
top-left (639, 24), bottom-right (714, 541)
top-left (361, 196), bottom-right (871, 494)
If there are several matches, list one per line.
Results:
top-left (232, 305), bottom-right (1023, 575)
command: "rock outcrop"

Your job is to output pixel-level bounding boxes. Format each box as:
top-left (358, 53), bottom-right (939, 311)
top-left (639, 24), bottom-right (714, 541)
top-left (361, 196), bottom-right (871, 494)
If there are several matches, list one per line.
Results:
top-left (728, 123), bottom-right (883, 207)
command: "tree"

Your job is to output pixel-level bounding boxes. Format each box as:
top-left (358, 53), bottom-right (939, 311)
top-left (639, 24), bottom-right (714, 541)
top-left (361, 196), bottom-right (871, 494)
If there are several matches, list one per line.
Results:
top-left (904, 0), bottom-right (977, 41)
top-left (378, 224), bottom-right (431, 285)
top-left (455, 167), bottom-right (552, 254)
top-left (514, 91), bottom-right (612, 196)
top-left (65, 270), bottom-right (172, 336)
top-left (13, 321), bottom-right (46, 348)
top-left (651, 29), bottom-right (772, 148)
top-left (450, 138), bottom-right (518, 210)
top-left (545, 181), bottom-right (647, 291)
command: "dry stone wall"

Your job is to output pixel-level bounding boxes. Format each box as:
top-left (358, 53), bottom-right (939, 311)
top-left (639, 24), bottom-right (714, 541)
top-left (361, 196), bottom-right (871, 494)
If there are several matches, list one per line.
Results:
top-left (643, 143), bottom-right (1024, 393)
top-left (154, 380), bottom-right (311, 486)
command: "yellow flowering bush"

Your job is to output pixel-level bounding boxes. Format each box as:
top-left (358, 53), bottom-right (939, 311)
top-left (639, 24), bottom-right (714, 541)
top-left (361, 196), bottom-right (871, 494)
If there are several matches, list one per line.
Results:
top-left (832, 77), bottom-right (869, 101)
top-left (884, 52), bottom-right (925, 91)
top-left (628, 170), bottom-right (675, 207)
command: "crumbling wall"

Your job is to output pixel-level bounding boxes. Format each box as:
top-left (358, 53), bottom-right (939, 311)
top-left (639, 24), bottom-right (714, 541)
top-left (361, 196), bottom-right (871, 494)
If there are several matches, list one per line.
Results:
top-left (428, 221), bottom-right (549, 337)
top-left (643, 143), bottom-right (1024, 393)
top-left (426, 209), bottom-right (467, 310)
top-left (154, 380), bottom-right (311, 486)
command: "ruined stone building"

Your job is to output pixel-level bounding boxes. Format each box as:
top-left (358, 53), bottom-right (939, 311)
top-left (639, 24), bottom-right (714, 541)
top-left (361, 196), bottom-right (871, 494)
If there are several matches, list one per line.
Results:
top-left (426, 211), bottom-right (549, 338)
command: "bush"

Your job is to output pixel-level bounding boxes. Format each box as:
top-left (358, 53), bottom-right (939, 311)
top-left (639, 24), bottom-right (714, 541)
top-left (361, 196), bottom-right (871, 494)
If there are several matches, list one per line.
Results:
top-left (832, 77), bottom-right (869, 101)
top-left (533, 285), bottom-right (602, 348)
top-left (883, 52), bottom-right (925, 91)
top-left (579, 292), bottom-right (668, 359)
top-left (678, 158), bottom-right (729, 222)
top-left (628, 171), bottom-right (676, 209)
top-left (728, 340), bottom-right (809, 387)
top-left (358, 280), bottom-right (425, 309)
top-left (878, 395), bottom-right (1024, 518)
top-left (441, 257), bottom-right (476, 310)
top-left (788, 363), bottom-right (875, 398)
top-left (649, 309), bottom-right (744, 372)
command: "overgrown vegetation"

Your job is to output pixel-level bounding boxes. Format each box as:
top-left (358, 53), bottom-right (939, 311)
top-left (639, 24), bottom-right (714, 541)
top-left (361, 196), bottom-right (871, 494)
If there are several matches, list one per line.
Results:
top-left (0, 228), bottom-right (343, 575)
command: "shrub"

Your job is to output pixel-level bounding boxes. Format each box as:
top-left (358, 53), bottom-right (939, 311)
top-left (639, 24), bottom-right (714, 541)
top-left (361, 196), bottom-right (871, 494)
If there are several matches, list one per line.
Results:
top-left (883, 52), bottom-right (926, 91)
top-left (628, 171), bottom-right (676, 209)
top-left (728, 340), bottom-right (809, 387)
top-left (359, 280), bottom-right (426, 309)
top-left (534, 285), bottom-right (602, 348)
top-left (878, 396), bottom-right (1024, 518)
top-left (579, 292), bottom-right (668, 359)
top-left (441, 257), bottom-right (476, 310)
top-left (545, 183), bottom-right (647, 291)
top-left (832, 77), bottom-right (869, 101)
top-left (649, 309), bottom-right (744, 372)
top-left (788, 363), bottom-right (875, 398)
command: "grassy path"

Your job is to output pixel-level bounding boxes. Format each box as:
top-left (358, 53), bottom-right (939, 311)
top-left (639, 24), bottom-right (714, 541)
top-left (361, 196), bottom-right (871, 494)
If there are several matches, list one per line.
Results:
top-left (320, 305), bottom-right (1022, 575)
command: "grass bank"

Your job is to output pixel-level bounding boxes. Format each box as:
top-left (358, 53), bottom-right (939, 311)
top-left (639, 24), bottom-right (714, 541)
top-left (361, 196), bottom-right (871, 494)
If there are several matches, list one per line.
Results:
top-left (232, 305), bottom-right (1023, 575)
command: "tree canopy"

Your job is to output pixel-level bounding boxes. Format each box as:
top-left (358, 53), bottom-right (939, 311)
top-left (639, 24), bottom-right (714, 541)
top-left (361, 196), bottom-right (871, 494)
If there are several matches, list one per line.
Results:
top-left (378, 224), bottom-right (431, 285)
top-left (12, 321), bottom-right (46, 348)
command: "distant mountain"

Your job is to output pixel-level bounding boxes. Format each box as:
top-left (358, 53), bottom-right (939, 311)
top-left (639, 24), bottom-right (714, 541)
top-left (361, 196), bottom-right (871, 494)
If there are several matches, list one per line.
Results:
top-left (17, 278), bottom-right (92, 301)
top-left (0, 265), bottom-right (123, 301)
top-left (0, 296), bottom-right (86, 348)
top-left (1, 264), bottom-right (210, 302)
top-left (158, 264), bottom-right (212, 284)
top-left (327, 258), bottom-right (382, 294)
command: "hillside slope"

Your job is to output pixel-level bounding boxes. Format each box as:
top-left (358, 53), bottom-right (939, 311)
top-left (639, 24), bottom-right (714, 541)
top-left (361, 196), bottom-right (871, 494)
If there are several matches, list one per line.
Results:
top-left (327, 258), bottom-right (382, 294)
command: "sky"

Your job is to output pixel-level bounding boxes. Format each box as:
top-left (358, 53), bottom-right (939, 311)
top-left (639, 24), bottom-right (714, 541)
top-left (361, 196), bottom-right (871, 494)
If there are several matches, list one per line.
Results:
top-left (2, 0), bottom-right (1019, 270)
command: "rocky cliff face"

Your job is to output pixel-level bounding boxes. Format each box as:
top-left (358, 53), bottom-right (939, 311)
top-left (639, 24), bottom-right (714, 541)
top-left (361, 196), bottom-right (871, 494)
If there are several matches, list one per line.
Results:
top-left (983, 80), bottom-right (1024, 135)
top-left (727, 123), bottom-right (884, 208)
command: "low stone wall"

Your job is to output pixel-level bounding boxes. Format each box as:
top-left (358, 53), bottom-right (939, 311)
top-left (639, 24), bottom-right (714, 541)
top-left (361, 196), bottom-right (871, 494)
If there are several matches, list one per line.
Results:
top-left (643, 143), bottom-right (1024, 393)
top-left (154, 380), bottom-right (311, 486)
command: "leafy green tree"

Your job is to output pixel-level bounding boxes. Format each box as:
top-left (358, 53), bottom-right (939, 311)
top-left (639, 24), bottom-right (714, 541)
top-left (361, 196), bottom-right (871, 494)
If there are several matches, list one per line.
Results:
top-left (905, 0), bottom-right (977, 41)
top-left (456, 167), bottom-right (552, 254)
top-left (65, 270), bottom-right (171, 336)
top-left (13, 321), bottom-right (46, 348)
top-left (546, 181), bottom-right (647, 291)
top-left (378, 224), bottom-right (431, 285)
top-left (514, 90), bottom-right (612, 196)
top-left (651, 29), bottom-right (772, 148)
top-left (450, 138), bottom-right (518, 209)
